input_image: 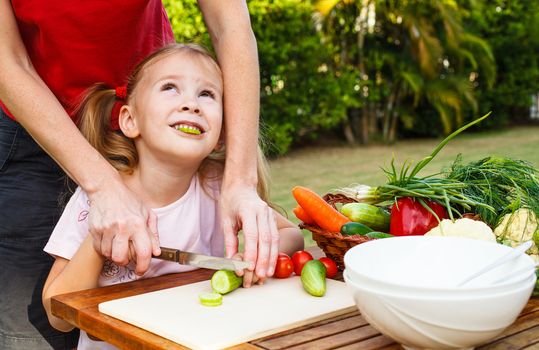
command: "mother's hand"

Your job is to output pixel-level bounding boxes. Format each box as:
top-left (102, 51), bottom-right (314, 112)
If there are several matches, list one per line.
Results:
top-left (220, 185), bottom-right (280, 286)
top-left (87, 180), bottom-right (160, 275)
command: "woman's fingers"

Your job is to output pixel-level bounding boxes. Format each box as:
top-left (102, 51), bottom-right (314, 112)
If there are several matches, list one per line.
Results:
top-left (220, 187), bottom-right (280, 280)
top-left (88, 182), bottom-right (157, 275)
top-left (267, 210), bottom-right (280, 277)
top-left (223, 218), bottom-right (239, 259)
top-left (241, 205), bottom-right (262, 278)
top-left (254, 206), bottom-right (271, 278)
top-left (128, 224), bottom-right (153, 276)
top-left (147, 210), bottom-right (161, 256)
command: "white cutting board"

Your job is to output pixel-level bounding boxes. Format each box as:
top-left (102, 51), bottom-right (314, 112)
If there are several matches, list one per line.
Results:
top-left (99, 276), bottom-right (356, 350)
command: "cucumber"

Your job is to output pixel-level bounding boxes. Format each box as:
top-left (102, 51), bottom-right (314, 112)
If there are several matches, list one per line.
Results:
top-left (211, 270), bottom-right (243, 295)
top-left (300, 260), bottom-right (326, 297)
top-left (199, 292), bottom-right (223, 307)
top-left (340, 222), bottom-right (374, 236)
top-left (340, 203), bottom-right (390, 232)
top-left (366, 231), bottom-right (394, 239)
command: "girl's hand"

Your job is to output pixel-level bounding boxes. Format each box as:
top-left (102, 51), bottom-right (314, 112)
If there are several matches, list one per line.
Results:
top-left (87, 178), bottom-right (160, 276)
top-left (232, 253), bottom-right (262, 288)
top-left (220, 185), bottom-right (280, 281)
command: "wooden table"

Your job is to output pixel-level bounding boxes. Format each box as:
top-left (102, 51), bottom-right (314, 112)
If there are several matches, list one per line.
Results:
top-left (52, 268), bottom-right (539, 350)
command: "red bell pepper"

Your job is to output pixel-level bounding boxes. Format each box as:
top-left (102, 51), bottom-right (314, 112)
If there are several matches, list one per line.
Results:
top-left (389, 197), bottom-right (447, 236)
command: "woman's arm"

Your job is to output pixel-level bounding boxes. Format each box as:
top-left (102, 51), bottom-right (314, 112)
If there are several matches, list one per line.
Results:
top-left (0, 0), bottom-right (159, 274)
top-left (198, 0), bottom-right (280, 284)
top-left (42, 236), bottom-right (104, 332)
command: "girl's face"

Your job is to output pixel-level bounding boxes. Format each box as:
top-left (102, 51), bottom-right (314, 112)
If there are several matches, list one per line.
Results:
top-left (122, 51), bottom-right (223, 168)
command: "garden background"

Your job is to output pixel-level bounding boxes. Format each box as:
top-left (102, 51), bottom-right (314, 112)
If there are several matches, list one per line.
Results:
top-left (164, 0), bottom-right (539, 245)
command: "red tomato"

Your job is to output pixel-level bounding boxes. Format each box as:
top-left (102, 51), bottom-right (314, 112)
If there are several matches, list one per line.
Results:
top-left (318, 257), bottom-right (338, 278)
top-left (274, 253), bottom-right (294, 278)
top-left (291, 250), bottom-right (313, 275)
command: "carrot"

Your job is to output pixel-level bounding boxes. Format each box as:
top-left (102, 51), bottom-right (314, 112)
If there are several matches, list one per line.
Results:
top-left (292, 186), bottom-right (350, 233)
top-left (293, 205), bottom-right (316, 225)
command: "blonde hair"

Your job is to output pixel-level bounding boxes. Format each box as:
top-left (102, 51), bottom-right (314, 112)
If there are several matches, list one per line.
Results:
top-left (76, 43), bottom-right (273, 203)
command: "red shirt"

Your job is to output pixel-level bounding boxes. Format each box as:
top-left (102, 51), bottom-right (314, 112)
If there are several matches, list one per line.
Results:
top-left (1, 0), bottom-right (175, 120)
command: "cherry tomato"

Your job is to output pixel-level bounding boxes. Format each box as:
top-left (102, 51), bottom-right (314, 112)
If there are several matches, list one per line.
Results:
top-left (274, 253), bottom-right (294, 278)
top-left (318, 257), bottom-right (338, 278)
top-left (291, 250), bottom-right (313, 275)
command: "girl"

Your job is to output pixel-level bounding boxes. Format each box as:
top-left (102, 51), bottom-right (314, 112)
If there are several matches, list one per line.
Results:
top-left (41, 43), bottom-right (304, 350)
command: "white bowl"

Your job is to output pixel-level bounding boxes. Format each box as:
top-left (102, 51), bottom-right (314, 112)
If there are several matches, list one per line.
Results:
top-left (346, 264), bottom-right (533, 298)
top-left (343, 270), bottom-right (535, 350)
top-left (344, 236), bottom-right (536, 296)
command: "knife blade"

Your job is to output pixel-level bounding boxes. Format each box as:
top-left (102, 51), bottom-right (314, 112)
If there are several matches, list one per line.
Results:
top-left (154, 247), bottom-right (253, 271)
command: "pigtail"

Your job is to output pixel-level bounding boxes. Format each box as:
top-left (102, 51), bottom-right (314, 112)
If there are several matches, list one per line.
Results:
top-left (75, 83), bottom-right (138, 174)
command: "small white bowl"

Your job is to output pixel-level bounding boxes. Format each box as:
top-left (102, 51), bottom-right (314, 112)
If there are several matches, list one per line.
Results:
top-left (344, 270), bottom-right (535, 350)
top-left (344, 236), bottom-right (536, 296)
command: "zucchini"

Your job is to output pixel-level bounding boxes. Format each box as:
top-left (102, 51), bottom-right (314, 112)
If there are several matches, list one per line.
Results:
top-left (199, 292), bottom-right (223, 307)
top-left (366, 231), bottom-right (394, 239)
top-left (211, 270), bottom-right (243, 295)
top-left (301, 260), bottom-right (326, 297)
top-left (340, 222), bottom-right (373, 236)
top-left (340, 203), bottom-right (390, 232)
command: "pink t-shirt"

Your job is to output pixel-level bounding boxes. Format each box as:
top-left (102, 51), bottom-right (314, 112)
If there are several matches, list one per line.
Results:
top-left (44, 175), bottom-right (224, 350)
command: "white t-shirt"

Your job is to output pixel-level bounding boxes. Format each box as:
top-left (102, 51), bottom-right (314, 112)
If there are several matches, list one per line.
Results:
top-left (44, 175), bottom-right (224, 350)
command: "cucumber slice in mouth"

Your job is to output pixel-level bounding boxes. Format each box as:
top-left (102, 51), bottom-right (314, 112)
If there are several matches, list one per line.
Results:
top-left (199, 292), bottom-right (223, 307)
top-left (176, 125), bottom-right (202, 135)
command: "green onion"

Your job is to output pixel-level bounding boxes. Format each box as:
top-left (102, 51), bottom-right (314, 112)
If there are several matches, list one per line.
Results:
top-left (336, 112), bottom-right (496, 219)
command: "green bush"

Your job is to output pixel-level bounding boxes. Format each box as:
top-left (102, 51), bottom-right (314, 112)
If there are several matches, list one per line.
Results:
top-left (249, 0), bottom-right (347, 154)
top-left (461, 0), bottom-right (539, 126)
top-left (163, 0), bottom-right (210, 45)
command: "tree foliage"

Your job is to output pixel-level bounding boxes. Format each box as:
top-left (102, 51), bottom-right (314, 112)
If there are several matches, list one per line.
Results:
top-left (162, 0), bottom-right (538, 153)
top-left (316, 0), bottom-right (495, 142)
top-left (459, 0), bottom-right (539, 126)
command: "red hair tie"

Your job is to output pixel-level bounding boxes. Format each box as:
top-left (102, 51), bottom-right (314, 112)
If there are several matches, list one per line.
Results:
top-left (115, 86), bottom-right (127, 100)
top-left (110, 86), bottom-right (127, 131)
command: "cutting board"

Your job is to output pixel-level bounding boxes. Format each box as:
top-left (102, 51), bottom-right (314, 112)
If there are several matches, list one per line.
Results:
top-left (99, 276), bottom-right (356, 350)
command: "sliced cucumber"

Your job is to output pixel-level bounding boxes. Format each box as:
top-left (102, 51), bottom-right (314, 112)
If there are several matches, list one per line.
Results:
top-left (177, 125), bottom-right (202, 135)
top-left (199, 292), bottom-right (223, 307)
top-left (211, 270), bottom-right (243, 295)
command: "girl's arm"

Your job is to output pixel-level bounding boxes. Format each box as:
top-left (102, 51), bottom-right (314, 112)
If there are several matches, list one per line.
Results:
top-left (198, 0), bottom-right (280, 280)
top-left (42, 236), bottom-right (104, 332)
top-left (0, 0), bottom-right (159, 275)
top-left (274, 211), bottom-right (305, 256)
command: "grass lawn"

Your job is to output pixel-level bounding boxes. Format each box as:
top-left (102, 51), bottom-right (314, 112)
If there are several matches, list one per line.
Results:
top-left (268, 125), bottom-right (539, 247)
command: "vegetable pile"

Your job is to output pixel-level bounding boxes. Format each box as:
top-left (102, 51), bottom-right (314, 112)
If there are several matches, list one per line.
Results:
top-left (274, 250), bottom-right (339, 296)
top-left (291, 112), bottom-right (539, 295)
top-left (199, 251), bottom-right (339, 306)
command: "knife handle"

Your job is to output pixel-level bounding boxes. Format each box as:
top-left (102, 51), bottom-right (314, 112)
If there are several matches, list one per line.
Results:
top-left (156, 247), bottom-right (179, 262)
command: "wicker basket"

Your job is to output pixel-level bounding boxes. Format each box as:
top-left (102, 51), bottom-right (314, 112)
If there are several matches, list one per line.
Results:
top-left (299, 193), bottom-right (377, 271)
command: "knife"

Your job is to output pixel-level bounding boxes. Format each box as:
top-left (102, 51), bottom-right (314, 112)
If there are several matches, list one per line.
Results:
top-left (154, 247), bottom-right (253, 271)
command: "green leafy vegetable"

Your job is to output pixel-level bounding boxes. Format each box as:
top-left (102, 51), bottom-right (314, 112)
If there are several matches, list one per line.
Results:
top-left (336, 112), bottom-right (495, 219)
top-left (446, 156), bottom-right (539, 226)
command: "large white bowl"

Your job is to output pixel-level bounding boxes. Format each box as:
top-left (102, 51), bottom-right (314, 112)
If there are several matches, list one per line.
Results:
top-left (344, 236), bottom-right (536, 296)
top-left (344, 270), bottom-right (535, 350)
